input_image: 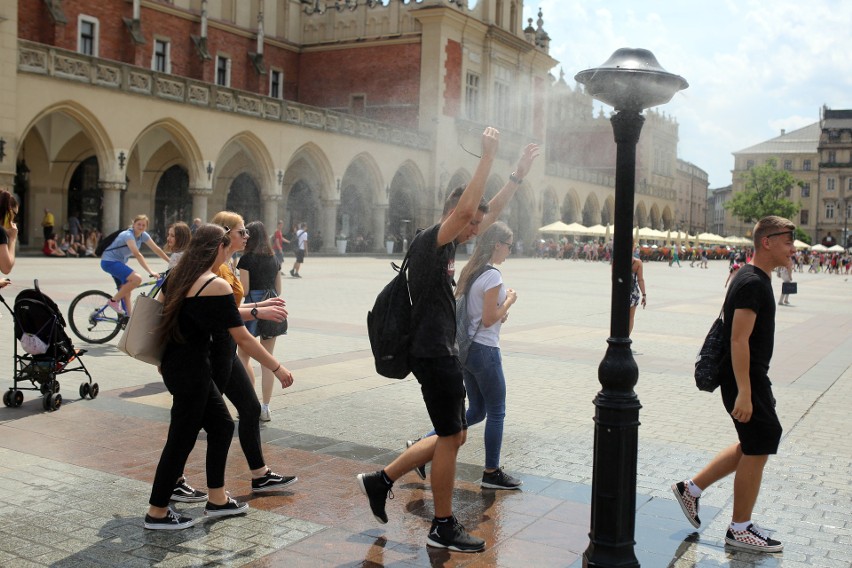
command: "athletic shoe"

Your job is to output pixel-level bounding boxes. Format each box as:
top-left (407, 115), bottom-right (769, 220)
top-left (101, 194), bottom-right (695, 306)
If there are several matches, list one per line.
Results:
top-left (481, 467), bottom-right (523, 490)
top-left (171, 478), bottom-right (208, 503)
top-left (260, 407), bottom-right (271, 422)
top-left (406, 439), bottom-right (427, 480)
top-left (289, 269), bottom-right (295, 277)
top-left (204, 496), bottom-right (249, 518)
top-left (252, 469), bottom-right (298, 493)
top-left (108, 299), bottom-right (125, 315)
top-left (144, 507), bottom-right (197, 530)
top-left (426, 516), bottom-right (486, 553)
top-left (356, 471), bottom-right (393, 524)
top-left (671, 481), bottom-right (701, 528)
top-left (294, 273), bottom-right (302, 278)
top-left (725, 524), bottom-right (783, 553)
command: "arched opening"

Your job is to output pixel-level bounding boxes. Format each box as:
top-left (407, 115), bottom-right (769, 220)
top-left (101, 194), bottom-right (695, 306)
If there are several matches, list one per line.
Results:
top-left (286, 180), bottom-right (320, 241)
top-left (67, 156), bottom-right (102, 233)
top-left (561, 190), bottom-right (580, 223)
top-left (226, 173), bottom-right (261, 224)
top-left (339, 182), bottom-right (370, 246)
top-left (582, 194), bottom-right (601, 226)
top-left (154, 165), bottom-right (191, 243)
top-left (541, 189), bottom-right (558, 226)
top-left (601, 196), bottom-right (615, 226)
top-left (649, 203), bottom-right (661, 230)
top-left (388, 171), bottom-right (416, 252)
top-left (634, 202), bottom-right (647, 228)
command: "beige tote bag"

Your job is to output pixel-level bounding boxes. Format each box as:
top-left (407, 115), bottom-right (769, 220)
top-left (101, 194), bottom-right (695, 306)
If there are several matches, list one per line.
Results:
top-left (117, 294), bottom-right (165, 366)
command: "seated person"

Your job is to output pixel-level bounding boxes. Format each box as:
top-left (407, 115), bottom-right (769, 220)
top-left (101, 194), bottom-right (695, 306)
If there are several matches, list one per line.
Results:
top-left (43, 234), bottom-right (66, 257)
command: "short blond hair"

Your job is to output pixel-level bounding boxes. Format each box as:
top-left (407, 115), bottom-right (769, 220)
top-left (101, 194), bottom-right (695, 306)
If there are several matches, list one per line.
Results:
top-left (210, 210), bottom-right (244, 230)
top-left (752, 216), bottom-right (795, 246)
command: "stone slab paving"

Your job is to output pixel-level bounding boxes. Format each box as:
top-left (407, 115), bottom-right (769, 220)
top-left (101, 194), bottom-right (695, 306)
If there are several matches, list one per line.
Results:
top-left (0, 255), bottom-right (849, 566)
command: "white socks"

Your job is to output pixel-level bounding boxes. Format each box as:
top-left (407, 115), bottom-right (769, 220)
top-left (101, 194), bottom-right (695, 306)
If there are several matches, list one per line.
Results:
top-left (730, 520), bottom-right (751, 531)
top-left (687, 479), bottom-right (703, 498)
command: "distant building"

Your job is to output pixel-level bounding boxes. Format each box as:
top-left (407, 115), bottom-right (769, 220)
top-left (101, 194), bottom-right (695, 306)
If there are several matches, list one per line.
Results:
top-left (675, 159), bottom-right (709, 234)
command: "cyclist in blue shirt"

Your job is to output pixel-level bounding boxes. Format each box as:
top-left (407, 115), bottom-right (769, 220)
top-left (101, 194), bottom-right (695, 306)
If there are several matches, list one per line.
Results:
top-left (100, 214), bottom-right (169, 316)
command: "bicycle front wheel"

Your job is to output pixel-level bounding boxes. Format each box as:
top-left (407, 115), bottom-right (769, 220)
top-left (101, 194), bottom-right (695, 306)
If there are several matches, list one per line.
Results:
top-left (68, 290), bottom-right (124, 344)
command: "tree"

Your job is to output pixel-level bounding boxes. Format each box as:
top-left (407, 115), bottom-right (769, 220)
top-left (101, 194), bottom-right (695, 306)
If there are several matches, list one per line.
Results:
top-left (725, 158), bottom-right (801, 223)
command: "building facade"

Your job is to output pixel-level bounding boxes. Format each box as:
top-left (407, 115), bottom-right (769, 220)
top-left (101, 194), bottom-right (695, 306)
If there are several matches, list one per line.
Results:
top-left (674, 159), bottom-right (709, 235)
top-left (2, 0), bottom-right (697, 252)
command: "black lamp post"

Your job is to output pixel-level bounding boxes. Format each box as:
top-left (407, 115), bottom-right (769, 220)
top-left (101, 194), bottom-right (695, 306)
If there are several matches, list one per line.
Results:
top-left (575, 48), bottom-right (687, 567)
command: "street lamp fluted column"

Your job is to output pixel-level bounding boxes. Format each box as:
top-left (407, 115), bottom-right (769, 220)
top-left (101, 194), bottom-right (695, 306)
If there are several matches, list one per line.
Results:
top-left (576, 48), bottom-right (687, 568)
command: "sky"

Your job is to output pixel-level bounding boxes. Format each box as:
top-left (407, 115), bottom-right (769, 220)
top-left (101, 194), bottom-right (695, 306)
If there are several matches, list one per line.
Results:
top-left (517, 0), bottom-right (852, 189)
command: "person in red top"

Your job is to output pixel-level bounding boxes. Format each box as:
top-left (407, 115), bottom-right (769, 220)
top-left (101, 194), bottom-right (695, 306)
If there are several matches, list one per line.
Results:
top-left (271, 220), bottom-right (289, 270)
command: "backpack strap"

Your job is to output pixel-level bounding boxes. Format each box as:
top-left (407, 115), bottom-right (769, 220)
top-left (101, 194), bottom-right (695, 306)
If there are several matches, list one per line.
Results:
top-left (194, 275), bottom-right (220, 297)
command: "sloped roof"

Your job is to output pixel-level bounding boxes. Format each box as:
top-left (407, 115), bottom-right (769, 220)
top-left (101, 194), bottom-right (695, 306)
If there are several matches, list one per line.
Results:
top-left (733, 122), bottom-right (820, 155)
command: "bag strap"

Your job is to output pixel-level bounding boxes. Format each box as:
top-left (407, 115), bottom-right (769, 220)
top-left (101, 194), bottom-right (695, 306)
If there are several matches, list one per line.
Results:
top-left (465, 266), bottom-right (498, 343)
top-left (194, 275), bottom-right (219, 297)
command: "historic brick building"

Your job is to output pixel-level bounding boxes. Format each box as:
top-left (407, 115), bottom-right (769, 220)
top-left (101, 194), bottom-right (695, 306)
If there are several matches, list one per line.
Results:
top-left (1, 0), bottom-right (700, 251)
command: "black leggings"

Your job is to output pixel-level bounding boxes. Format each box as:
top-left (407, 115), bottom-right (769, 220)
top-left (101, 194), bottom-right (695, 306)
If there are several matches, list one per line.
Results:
top-left (149, 375), bottom-right (233, 508)
top-left (217, 353), bottom-right (265, 471)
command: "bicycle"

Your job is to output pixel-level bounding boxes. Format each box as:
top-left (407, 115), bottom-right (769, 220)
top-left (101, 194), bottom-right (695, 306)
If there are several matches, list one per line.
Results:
top-left (67, 272), bottom-right (167, 344)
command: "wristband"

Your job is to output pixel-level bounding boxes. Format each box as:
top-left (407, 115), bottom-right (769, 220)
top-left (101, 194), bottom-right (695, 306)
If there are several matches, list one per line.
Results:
top-left (509, 172), bottom-right (522, 184)
top-left (272, 364), bottom-right (281, 373)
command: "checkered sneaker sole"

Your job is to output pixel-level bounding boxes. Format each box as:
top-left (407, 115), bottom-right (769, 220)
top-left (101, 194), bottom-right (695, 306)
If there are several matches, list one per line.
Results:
top-left (725, 524), bottom-right (783, 553)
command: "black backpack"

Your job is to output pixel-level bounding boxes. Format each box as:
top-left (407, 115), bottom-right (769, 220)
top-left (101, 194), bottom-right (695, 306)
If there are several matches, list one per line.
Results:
top-left (367, 242), bottom-right (419, 379)
top-left (95, 230), bottom-right (122, 257)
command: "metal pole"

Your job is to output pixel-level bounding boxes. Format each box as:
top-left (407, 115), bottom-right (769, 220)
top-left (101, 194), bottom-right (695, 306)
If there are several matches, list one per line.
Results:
top-left (583, 109), bottom-right (643, 568)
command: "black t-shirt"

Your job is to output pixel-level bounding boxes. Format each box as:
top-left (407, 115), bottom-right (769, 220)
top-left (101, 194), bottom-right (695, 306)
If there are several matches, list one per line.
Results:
top-left (408, 224), bottom-right (457, 358)
top-left (237, 252), bottom-right (279, 290)
top-left (720, 264), bottom-right (775, 385)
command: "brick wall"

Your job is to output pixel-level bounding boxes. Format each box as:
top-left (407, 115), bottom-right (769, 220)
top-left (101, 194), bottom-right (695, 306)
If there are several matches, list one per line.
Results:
top-left (443, 39), bottom-right (461, 118)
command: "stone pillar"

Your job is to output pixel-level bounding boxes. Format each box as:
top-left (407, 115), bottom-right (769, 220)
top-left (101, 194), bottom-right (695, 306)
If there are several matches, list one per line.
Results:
top-left (320, 199), bottom-right (339, 253)
top-left (262, 193), bottom-right (282, 231)
top-left (189, 187), bottom-right (211, 224)
top-left (372, 204), bottom-right (388, 252)
top-left (99, 180), bottom-right (127, 233)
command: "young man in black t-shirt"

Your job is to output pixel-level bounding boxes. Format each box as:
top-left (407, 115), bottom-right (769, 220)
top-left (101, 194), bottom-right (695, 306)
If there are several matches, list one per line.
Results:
top-left (357, 128), bottom-right (539, 553)
top-left (672, 216), bottom-right (796, 553)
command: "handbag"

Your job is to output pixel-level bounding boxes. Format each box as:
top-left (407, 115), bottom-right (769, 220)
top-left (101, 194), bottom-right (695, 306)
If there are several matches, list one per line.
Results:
top-left (255, 289), bottom-right (288, 339)
top-left (117, 294), bottom-right (165, 366)
top-left (694, 308), bottom-right (728, 393)
top-left (781, 281), bottom-right (797, 295)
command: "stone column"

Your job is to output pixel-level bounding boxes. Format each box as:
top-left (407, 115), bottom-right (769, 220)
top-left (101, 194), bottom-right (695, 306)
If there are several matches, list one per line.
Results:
top-left (262, 193), bottom-right (282, 231)
top-left (372, 203), bottom-right (388, 252)
top-left (320, 199), bottom-right (339, 253)
top-left (99, 180), bottom-right (127, 233)
top-left (189, 187), bottom-right (211, 223)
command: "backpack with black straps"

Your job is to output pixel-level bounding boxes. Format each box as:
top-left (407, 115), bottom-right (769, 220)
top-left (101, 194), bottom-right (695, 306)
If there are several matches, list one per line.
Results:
top-left (367, 238), bottom-right (419, 379)
top-left (95, 229), bottom-right (122, 257)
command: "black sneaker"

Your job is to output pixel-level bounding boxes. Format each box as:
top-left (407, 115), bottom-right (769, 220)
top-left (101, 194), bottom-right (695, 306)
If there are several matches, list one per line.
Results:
top-left (294, 273), bottom-right (302, 278)
top-left (406, 439), bottom-right (427, 481)
top-left (671, 481), bottom-right (701, 528)
top-left (426, 516), bottom-right (485, 553)
top-left (252, 469), bottom-right (298, 493)
top-left (481, 467), bottom-right (522, 490)
top-left (289, 269), bottom-right (295, 277)
top-left (204, 496), bottom-right (249, 518)
top-left (356, 471), bottom-right (393, 524)
top-left (725, 524), bottom-right (783, 553)
top-left (171, 478), bottom-right (208, 503)
top-left (144, 507), bottom-right (197, 530)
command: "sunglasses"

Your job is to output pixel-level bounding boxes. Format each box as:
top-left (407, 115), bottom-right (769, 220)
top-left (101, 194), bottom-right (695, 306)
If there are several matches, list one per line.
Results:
top-left (763, 230), bottom-right (793, 240)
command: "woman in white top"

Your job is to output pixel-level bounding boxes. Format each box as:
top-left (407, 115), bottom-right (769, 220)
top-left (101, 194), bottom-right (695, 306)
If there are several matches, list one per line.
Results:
top-left (166, 222), bottom-right (191, 269)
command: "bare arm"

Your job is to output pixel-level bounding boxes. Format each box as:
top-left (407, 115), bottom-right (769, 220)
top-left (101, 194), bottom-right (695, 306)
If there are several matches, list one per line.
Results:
top-left (481, 285), bottom-right (517, 328)
top-left (0, 225), bottom-right (17, 274)
top-left (239, 267), bottom-right (251, 297)
top-left (229, 325), bottom-right (293, 388)
top-left (125, 238), bottom-right (158, 277)
top-left (145, 238), bottom-right (171, 263)
top-left (481, 143), bottom-right (540, 233)
top-left (729, 308), bottom-right (756, 423)
top-left (636, 261), bottom-right (646, 307)
top-left (436, 127), bottom-right (499, 247)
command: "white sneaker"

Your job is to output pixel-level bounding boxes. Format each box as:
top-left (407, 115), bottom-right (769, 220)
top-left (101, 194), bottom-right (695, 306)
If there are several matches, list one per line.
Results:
top-left (108, 299), bottom-right (125, 315)
top-left (260, 407), bottom-right (271, 422)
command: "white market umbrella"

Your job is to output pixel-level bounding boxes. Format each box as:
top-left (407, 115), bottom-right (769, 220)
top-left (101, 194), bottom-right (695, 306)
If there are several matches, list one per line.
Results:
top-left (793, 239), bottom-right (810, 250)
top-left (827, 244), bottom-right (846, 252)
top-left (538, 221), bottom-right (574, 234)
top-left (810, 244), bottom-right (829, 252)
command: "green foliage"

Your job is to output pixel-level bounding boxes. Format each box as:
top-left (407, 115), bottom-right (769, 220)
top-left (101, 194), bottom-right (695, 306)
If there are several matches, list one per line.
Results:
top-left (794, 227), bottom-right (811, 245)
top-left (725, 158), bottom-right (801, 223)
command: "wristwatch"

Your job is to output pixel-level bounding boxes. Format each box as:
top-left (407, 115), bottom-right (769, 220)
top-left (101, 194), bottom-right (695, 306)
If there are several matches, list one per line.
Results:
top-left (250, 305), bottom-right (259, 318)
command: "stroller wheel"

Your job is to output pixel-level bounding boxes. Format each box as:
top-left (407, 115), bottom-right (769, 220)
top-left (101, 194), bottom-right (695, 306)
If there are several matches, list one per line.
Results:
top-left (52, 380), bottom-right (60, 394)
top-left (79, 383), bottom-right (90, 399)
top-left (44, 393), bottom-right (62, 412)
top-left (42, 394), bottom-right (50, 411)
top-left (2, 391), bottom-right (11, 407)
top-left (13, 390), bottom-right (24, 407)
top-left (89, 383), bottom-right (99, 399)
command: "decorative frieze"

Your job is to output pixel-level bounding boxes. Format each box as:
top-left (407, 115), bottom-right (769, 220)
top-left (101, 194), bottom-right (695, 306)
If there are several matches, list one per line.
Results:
top-left (96, 64), bottom-right (122, 88)
top-left (54, 54), bottom-right (91, 82)
top-left (18, 47), bottom-right (48, 74)
top-left (188, 84), bottom-right (210, 106)
top-left (236, 95), bottom-right (262, 116)
top-left (127, 70), bottom-right (152, 94)
top-left (156, 77), bottom-right (185, 101)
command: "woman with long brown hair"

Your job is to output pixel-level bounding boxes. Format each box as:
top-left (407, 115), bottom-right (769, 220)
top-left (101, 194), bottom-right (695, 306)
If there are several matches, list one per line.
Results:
top-left (166, 221), bottom-right (192, 268)
top-left (0, 190), bottom-right (18, 274)
top-left (145, 224), bottom-right (294, 529)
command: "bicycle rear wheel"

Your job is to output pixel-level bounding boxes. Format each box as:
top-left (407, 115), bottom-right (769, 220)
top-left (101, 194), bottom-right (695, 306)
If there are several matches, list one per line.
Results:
top-left (68, 290), bottom-right (124, 344)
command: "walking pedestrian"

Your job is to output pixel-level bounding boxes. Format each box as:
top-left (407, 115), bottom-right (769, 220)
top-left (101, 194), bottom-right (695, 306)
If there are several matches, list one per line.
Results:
top-left (0, 190), bottom-right (18, 274)
top-left (671, 215), bottom-right (796, 553)
top-left (289, 223), bottom-right (308, 278)
top-left (356, 128), bottom-right (539, 553)
top-left (777, 258), bottom-right (793, 306)
top-left (628, 255), bottom-right (646, 337)
top-left (271, 220), bottom-right (289, 270)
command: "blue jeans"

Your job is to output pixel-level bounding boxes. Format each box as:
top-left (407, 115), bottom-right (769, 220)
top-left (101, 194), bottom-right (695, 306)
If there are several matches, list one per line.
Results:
top-left (424, 342), bottom-right (506, 469)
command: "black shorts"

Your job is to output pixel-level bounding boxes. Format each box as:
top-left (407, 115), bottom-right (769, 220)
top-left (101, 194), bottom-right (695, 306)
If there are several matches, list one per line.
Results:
top-left (721, 378), bottom-right (782, 455)
top-left (295, 249), bottom-right (305, 263)
top-left (410, 355), bottom-right (467, 437)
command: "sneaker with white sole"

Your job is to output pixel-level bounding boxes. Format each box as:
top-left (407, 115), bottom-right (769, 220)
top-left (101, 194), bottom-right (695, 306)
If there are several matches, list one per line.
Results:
top-left (260, 407), bottom-right (271, 422)
top-left (252, 469), bottom-right (297, 493)
top-left (406, 439), bottom-right (427, 480)
top-left (356, 471), bottom-right (393, 524)
top-left (204, 496), bottom-right (249, 518)
top-left (144, 507), bottom-right (197, 530)
top-left (725, 524), bottom-right (783, 553)
top-left (671, 481), bottom-right (700, 528)
top-left (426, 516), bottom-right (485, 553)
top-left (171, 478), bottom-right (208, 503)
top-left (481, 467), bottom-right (522, 490)
top-left (107, 299), bottom-right (125, 315)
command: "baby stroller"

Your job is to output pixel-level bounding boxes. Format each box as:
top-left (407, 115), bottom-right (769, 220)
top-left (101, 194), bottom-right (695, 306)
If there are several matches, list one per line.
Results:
top-left (0, 280), bottom-right (97, 412)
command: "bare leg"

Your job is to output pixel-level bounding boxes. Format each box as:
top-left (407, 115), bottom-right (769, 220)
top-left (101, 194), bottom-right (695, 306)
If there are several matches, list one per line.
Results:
top-left (114, 273), bottom-right (142, 316)
top-left (731, 454), bottom-right (768, 523)
top-left (692, 442), bottom-right (742, 491)
top-left (430, 432), bottom-right (465, 517)
top-left (259, 337), bottom-right (276, 405)
top-left (628, 306), bottom-right (637, 337)
top-left (237, 346), bottom-right (257, 388)
top-left (385, 435), bottom-right (439, 480)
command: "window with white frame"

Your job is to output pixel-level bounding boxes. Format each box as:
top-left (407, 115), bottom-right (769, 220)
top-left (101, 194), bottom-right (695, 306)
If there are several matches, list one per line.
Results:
top-left (78, 15), bottom-right (99, 56)
top-left (216, 55), bottom-right (231, 87)
top-left (828, 150), bottom-right (836, 163)
top-left (152, 39), bottom-right (171, 73)
top-left (803, 159), bottom-right (812, 171)
top-left (492, 66), bottom-right (512, 128)
top-left (465, 72), bottom-right (480, 121)
top-left (800, 210), bottom-right (808, 225)
top-left (801, 183), bottom-right (810, 198)
top-left (269, 69), bottom-right (283, 99)
top-left (826, 202), bottom-right (835, 219)
top-left (827, 178), bottom-right (836, 191)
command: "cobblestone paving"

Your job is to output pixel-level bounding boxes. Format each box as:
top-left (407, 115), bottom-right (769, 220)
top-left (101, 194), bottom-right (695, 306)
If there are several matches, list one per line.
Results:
top-left (0, 255), bottom-right (849, 567)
